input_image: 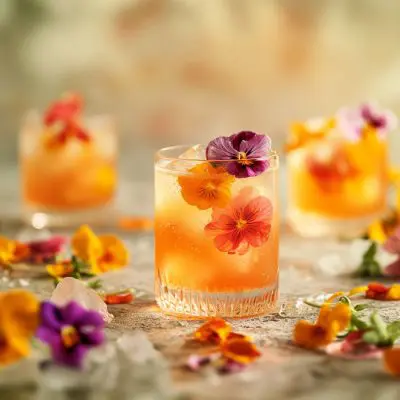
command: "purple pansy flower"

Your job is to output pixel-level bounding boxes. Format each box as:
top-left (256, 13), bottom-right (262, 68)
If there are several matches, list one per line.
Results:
top-left (206, 131), bottom-right (271, 178)
top-left (337, 102), bottom-right (397, 142)
top-left (37, 301), bottom-right (105, 368)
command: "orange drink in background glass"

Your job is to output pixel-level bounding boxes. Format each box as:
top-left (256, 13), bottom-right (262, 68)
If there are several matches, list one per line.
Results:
top-left (286, 103), bottom-right (397, 238)
top-left (155, 131), bottom-right (279, 318)
top-left (20, 94), bottom-right (117, 226)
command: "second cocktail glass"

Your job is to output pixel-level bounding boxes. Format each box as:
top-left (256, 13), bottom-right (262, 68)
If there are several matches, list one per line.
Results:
top-left (155, 131), bottom-right (279, 318)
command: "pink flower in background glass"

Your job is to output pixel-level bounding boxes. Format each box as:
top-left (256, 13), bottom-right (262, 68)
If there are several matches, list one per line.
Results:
top-left (337, 102), bottom-right (397, 141)
top-left (206, 131), bottom-right (271, 178)
top-left (205, 188), bottom-right (272, 255)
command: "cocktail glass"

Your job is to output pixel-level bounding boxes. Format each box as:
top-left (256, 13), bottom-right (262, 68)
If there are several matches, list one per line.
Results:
top-left (286, 108), bottom-right (393, 238)
top-left (20, 101), bottom-right (117, 227)
top-left (154, 145), bottom-right (279, 318)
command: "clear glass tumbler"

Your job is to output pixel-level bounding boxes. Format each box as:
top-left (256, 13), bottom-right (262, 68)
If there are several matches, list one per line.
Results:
top-left (286, 119), bottom-right (388, 238)
top-left (154, 145), bottom-right (279, 318)
top-left (20, 110), bottom-right (117, 227)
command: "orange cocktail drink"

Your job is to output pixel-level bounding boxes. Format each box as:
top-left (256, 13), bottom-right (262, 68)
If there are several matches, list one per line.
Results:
top-left (286, 103), bottom-right (396, 237)
top-left (20, 94), bottom-right (117, 224)
top-left (155, 131), bottom-right (279, 318)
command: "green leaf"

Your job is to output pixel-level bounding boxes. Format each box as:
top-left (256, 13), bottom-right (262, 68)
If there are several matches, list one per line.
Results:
top-left (387, 321), bottom-right (400, 341)
top-left (354, 304), bottom-right (370, 312)
top-left (370, 312), bottom-right (389, 341)
top-left (351, 314), bottom-right (370, 331)
top-left (356, 242), bottom-right (384, 278)
top-left (364, 242), bottom-right (377, 259)
top-left (362, 331), bottom-right (381, 344)
top-left (87, 279), bottom-right (102, 290)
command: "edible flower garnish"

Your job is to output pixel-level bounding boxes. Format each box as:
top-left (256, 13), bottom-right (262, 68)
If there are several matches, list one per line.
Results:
top-left (0, 290), bottom-right (39, 366)
top-left (384, 347), bottom-right (400, 377)
top-left (71, 225), bottom-right (129, 275)
top-left (364, 282), bottom-right (400, 301)
top-left (178, 163), bottom-right (234, 210)
top-left (189, 319), bottom-right (261, 374)
top-left (194, 318), bottom-right (232, 345)
top-left (206, 131), bottom-right (271, 178)
top-left (286, 118), bottom-right (335, 152)
top-left (103, 289), bottom-right (134, 305)
top-left (204, 187), bottom-right (272, 255)
top-left (368, 211), bottom-right (399, 244)
top-left (43, 93), bottom-right (90, 148)
top-left (37, 301), bottom-right (104, 368)
top-left (293, 303), bottom-right (351, 349)
top-left (337, 102), bottom-right (397, 142)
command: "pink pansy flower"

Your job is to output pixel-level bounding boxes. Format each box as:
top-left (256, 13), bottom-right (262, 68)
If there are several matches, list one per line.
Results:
top-left (337, 102), bottom-right (397, 142)
top-left (325, 331), bottom-right (383, 360)
top-left (204, 187), bottom-right (273, 255)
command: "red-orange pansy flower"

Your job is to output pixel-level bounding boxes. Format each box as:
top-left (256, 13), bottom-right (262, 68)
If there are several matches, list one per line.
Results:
top-left (365, 282), bottom-right (400, 301)
top-left (220, 338), bottom-right (261, 364)
top-left (194, 318), bottom-right (232, 344)
top-left (205, 187), bottom-right (272, 255)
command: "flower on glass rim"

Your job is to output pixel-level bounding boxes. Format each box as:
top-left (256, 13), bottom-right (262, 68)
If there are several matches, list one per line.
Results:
top-left (43, 93), bottom-right (90, 148)
top-left (293, 303), bottom-right (351, 349)
top-left (194, 318), bottom-right (232, 345)
top-left (178, 163), bottom-right (235, 210)
top-left (206, 131), bottom-right (271, 178)
top-left (71, 225), bottom-right (129, 274)
top-left (37, 301), bottom-right (104, 368)
top-left (337, 102), bottom-right (397, 141)
top-left (205, 187), bottom-right (272, 255)
top-left (383, 347), bottom-right (400, 377)
top-left (0, 290), bottom-right (39, 366)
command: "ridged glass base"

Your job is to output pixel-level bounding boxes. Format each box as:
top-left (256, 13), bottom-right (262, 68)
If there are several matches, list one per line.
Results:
top-left (155, 283), bottom-right (279, 319)
top-left (287, 207), bottom-right (384, 239)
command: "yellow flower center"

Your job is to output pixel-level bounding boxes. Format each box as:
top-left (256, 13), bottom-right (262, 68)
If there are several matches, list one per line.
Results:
top-left (236, 218), bottom-right (247, 229)
top-left (204, 182), bottom-right (217, 192)
top-left (237, 152), bottom-right (252, 166)
top-left (61, 326), bottom-right (80, 348)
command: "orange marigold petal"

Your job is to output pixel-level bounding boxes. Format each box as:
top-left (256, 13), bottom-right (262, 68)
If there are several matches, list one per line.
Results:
top-left (194, 318), bottom-right (232, 344)
top-left (329, 303), bottom-right (351, 332)
top-left (383, 347), bottom-right (400, 376)
top-left (220, 338), bottom-right (261, 364)
top-left (71, 225), bottom-right (102, 262)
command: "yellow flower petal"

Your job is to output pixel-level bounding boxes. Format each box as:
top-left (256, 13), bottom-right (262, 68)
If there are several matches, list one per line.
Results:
top-left (325, 292), bottom-right (345, 303)
top-left (329, 303), bottom-right (351, 332)
top-left (348, 286), bottom-right (368, 297)
top-left (386, 284), bottom-right (400, 301)
top-left (46, 262), bottom-right (73, 278)
top-left (0, 236), bottom-right (16, 265)
top-left (0, 290), bottom-right (39, 365)
top-left (71, 225), bottom-right (102, 262)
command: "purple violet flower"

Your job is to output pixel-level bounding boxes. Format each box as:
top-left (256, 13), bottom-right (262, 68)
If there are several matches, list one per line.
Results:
top-left (37, 301), bottom-right (105, 368)
top-left (206, 131), bottom-right (271, 178)
top-left (337, 102), bottom-right (397, 142)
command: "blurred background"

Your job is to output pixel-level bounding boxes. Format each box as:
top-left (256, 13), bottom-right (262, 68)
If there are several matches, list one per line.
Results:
top-left (1, 0), bottom-right (400, 212)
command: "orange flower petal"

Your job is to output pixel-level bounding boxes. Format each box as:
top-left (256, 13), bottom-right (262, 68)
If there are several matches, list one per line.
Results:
top-left (326, 292), bottom-right (346, 303)
top-left (194, 318), bottom-right (232, 344)
top-left (220, 338), bottom-right (261, 364)
top-left (11, 242), bottom-right (31, 263)
top-left (386, 284), bottom-right (400, 301)
top-left (104, 291), bottom-right (134, 305)
top-left (71, 225), bottom-right (102, 262)
top-left (0, 236), bottom-right (17, 265)
top-left (118, 216), bottom-right (153, 231)
top-left (226, 332), bottom-right (252, 342)
top-left (293, 320), bottom-right (334, 349)
top-left (46, 262), bottom-right (73, 278)
top-left (383, 347), bottom-right (400, 376)
top-left (348, 286), bottom-right (368, 297)
top-left (329, 303), bottom-right (352, 332)
top-left (178, 163), bottom-right (234, 210)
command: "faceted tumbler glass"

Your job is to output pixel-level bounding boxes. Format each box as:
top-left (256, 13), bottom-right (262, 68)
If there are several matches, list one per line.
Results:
top-left (154, 145), bottom-right (279, 318)
top-left (20, 111), bottom-right (117, 227)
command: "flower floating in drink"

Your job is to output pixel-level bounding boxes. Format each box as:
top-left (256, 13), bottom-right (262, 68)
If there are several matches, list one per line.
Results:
top-left (155, 131), bottom-right (279, 318)
top-left (20, 93), bottom-right (117, 224)
top-left (286, 102), bottom-right (397, 238)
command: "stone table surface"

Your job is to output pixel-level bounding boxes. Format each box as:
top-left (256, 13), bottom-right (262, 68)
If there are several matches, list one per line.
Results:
top-left (0, 224), bottom-right (399, 400)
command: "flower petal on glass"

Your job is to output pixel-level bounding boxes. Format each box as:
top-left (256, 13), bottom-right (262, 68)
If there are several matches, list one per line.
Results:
top-left (383, 348), bottom-right (400, 376)
top-left (206, 136), bottom-right (237, 160)
top-left (220, 338), bottom-right (261, 364)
